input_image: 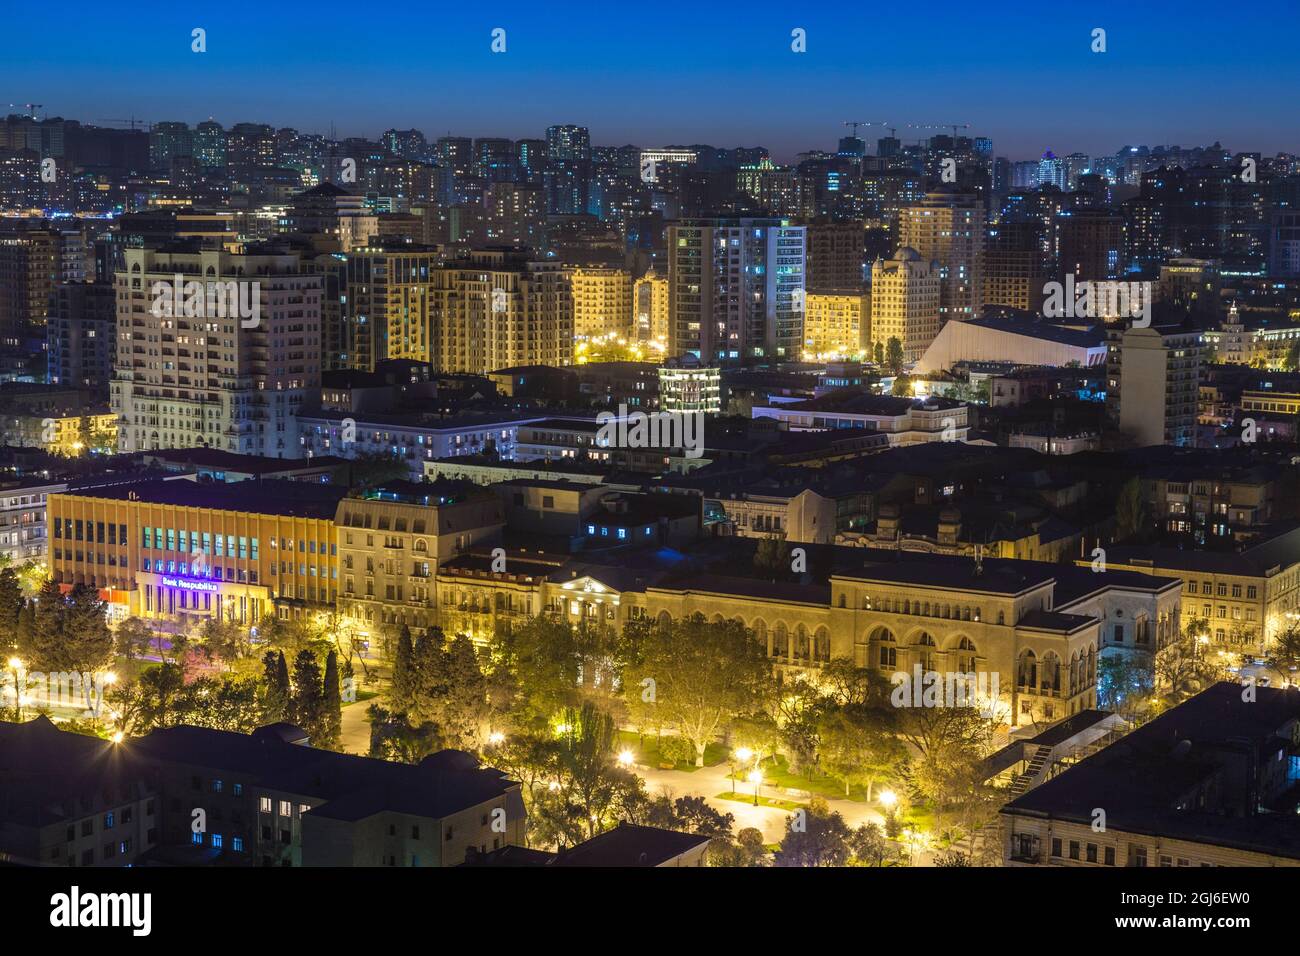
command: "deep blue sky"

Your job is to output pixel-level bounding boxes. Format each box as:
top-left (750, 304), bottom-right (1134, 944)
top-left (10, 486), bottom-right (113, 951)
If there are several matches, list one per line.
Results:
top-left (4, 0), bottom-right (1296, 162)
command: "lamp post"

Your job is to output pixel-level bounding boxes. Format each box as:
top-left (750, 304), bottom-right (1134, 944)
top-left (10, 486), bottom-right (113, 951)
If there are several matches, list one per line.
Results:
top-left (747, 767), bottom-right (763, 806)
top-left (733, 746), bottom-right (753, 796)
top-left (879, 789), bottom-right (898, 833)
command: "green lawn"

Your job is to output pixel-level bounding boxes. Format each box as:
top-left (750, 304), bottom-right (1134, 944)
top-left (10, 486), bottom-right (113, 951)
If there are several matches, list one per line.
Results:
top-left (617, 730), bottom-right (727, 772)
top-left (749, 754), bottom-right (874, 803)
top-left (715, 792), bottom-right (804, 813)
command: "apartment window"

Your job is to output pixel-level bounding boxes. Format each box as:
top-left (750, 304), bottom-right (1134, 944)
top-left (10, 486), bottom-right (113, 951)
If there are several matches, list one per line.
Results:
top-left (1159, 855), bottom-right (1173, 867)
top-left (212, 834), bottom-right (223, 849)
top-left (260, 797), bottom-right (273, 813)
top-left (1129, 845), bottom-right (1147, 867)
top-left (233, 837), bottom-right (244, 852)
top-left (279, 801), bottom-right (292, 817)
top-left (1051, 838), bottom-right (1062, 858)
top-left (233, 783), bottom-right (242, 796)
top-left (103, 812), bottom-right (114, 829)
top-left (191, 832), bottom-right (203, 846)
top-left (1086, 843), bottom-right (1098, 863)
top-left (212, 779), bottom-right (223, 793)
top-left (1069, 840), bottom-right (1080, 860)
top-left (412, 825), bottom-right (421, 839)
top-left (81, 820), bottom-right (93, 837)
top-left (1104, 846), bottom-right (1115, 866)
top-left (1247, 585), bottom-right (1257, 599)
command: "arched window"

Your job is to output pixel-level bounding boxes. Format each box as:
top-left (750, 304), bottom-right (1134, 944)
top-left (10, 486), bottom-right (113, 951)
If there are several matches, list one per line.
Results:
top-left (1017, 650), bottom-right (1037, 691)
top-left (876, 629), bottom-right (897, 669)
top-left (772, 623), bottom-right (789, 658)
top-left (814, 627), bottom-right (831, 662)
top-left (1040, 651), bottom-right (1062, 695)
top-left (795, 625), bottom-right (810, 661)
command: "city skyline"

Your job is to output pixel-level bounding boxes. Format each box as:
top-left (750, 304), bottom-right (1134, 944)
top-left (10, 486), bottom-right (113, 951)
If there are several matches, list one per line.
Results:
top-left (6, 0), bottom-right (1299, 160)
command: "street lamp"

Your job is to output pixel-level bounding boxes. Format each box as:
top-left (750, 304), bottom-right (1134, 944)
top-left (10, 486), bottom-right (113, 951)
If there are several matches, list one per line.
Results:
top-left (488, 731), bottom-right (505, 746)
top-left (732, 746), bottom-right (754, 795)
top-left (617, 749), bottom-right (635, 768)
top-left (879, 789), bottom-right (898, 832)
top-left (747, 767), bottom-right (763, 806)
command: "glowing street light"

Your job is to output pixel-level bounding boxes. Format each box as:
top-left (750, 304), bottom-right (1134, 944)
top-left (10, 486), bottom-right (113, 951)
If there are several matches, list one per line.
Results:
top-left (488, 731), bottom-right (505, 746)
top-left (617, 749), bottom-right (635, 767)
top-left (747, 767), bottom-right (763, 806)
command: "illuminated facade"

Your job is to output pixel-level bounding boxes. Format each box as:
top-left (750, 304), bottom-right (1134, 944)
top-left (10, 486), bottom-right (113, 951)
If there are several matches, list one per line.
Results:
top-left (110, 247), bottom-right (323, 456)
top-left (336, 482), bottom-right (504, 634)
top-left (433, 544), bottom-right (1179, 728)
top-left (571, 266), bottom-right (633, 355)
top-left (47, 479), bottom-right (346, 626)
top-left (870, 248), bottom-right (940, 363)
top-left (803, 290), bottom-right (869, 358)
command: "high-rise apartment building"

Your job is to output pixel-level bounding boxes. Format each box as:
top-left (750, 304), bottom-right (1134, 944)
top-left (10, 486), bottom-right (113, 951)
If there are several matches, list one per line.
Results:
top-left (633, 270), bottom-right (669, 346)
top-left (571, 266), bottom-right (633, 346)
top-left (149, 121), bottom-right (192, 171)
top-left (1107, 324), bottom-right (1201, 447)
top-left (803, 290), bottom-right (870, 358)
top-left (343, 242), bottom-right (439, 372)
top-left (545, 125), bottom-right (591, 216)
top-left (898, 192), bottom-right (984, 324)
top-left (193, 120), bottom-right (227, 171)
top-left (482, 182), bottom-right (546, 250)
top-left (111, 247), bottom-right (322, 456)
top-left (805, 220), bottom-right (865, 291)
top-left (280, 183), bottom-right (378, 251)
top-left (225, 123), bottom-right (276, 169)
top-left (667, 218), bottom-right (806, 361)
top-left (870, 248), bottom-right (941, 363)
top-left (47, 280), bottom-right (116, 389)
top-left (430, 250), bottom-right (574, 374)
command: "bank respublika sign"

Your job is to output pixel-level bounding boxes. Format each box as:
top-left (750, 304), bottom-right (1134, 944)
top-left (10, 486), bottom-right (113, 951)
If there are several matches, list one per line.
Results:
top-left (161, 576), bottom-right (219, 593)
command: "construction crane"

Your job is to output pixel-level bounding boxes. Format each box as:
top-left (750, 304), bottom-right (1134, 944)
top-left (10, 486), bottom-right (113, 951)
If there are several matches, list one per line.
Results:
top-left (7, 103), bottom-right (43, 118)
top-left (96, 116), bottom-right (151, 131)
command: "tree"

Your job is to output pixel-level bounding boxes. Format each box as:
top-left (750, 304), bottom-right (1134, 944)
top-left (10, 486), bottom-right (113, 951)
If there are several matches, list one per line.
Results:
top-left (289, 650), bottom-right (327, 741)
top-left (0, 567), bottom-right (22, 637)
top-left (260, 650), bottom-right (291, 723)
top-left (368, 704), bottom-right (444, 764)
top-left (890, 374), bottom-right (913, 397)
top-left (390, 624), bottom-right (415, 712)
top-left (896, 705), bottom-right (999, 831)
top-left (115, 617), bottom-right (154, 662)
top-left (320, 649), bottom-right (343, 750)
top-left (774, 797), bottom-right (852, 867)
top-left (195, 615), bottom-right (252, 666)
top-left (20, 580), bottom-right (114, 673)
top-left (629, 617), bottom-right (770, 766)
top-left (873, 341), bottom-right (885, 366)
top-left (885, 336), bottom-right (905, 376)
top-left (1115, 476), bottom-right (1148, 543)
top-left (849, 822), bottom-right (892, 867)
top-left (816, 705), bottom-right (905, 799)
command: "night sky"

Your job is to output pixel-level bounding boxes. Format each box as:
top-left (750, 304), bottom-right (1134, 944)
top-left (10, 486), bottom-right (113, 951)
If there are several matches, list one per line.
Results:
top-left (5, 0), bottom-right (1296, 161)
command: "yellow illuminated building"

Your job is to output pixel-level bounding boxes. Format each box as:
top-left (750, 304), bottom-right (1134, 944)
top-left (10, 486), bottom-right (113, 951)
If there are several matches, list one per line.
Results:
top-left (47, 479), bottom-right (345, 626)
top-left (803, 290), bottom-right (869, 359)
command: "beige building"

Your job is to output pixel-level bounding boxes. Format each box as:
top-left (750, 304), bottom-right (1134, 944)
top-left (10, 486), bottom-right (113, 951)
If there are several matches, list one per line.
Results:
top-left (870, 248), bottom-right (940, 363)
top-left (1101, 525), bottom-right (1300, 655)
top-left (633, 270), bottom-right (669, 347)
top-left (1108, 324), bottom-right (1201, 447)
top-left (430, 250), bottom-right (574, 374)
top-left (434, 544), bottom-right (1178, 729)
top-left (572, 266), bottom-right (633, 352)
top-left (111, 247), bottom-right (322, 456)
top-left (343, 244), bottom-right (440, 372)
top-left (336, 482), bottom-right (504, 634)
top-left (803, 290), bottom-right (869, 358)
top-left (897, 192), bottom-right (985, 324)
